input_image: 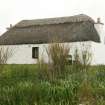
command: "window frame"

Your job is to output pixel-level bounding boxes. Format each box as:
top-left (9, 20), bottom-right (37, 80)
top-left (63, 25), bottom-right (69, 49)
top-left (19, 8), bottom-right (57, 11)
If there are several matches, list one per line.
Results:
top-left (32, 47), bottom-right (39, 59)
top-left (67, 54), bottom-right (72, 65)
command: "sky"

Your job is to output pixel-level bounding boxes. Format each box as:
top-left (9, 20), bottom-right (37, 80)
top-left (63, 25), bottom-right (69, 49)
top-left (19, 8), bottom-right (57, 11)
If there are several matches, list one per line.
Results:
top-left (0, 0), bottom-right (105, 35)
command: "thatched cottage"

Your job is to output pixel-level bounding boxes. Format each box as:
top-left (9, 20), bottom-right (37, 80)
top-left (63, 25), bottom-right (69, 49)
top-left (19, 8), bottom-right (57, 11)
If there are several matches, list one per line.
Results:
top-left (0, 14), bottom-right (105, 64)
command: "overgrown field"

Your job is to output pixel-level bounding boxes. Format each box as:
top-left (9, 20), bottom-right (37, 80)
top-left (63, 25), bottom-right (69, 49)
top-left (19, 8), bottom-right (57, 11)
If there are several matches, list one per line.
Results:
top-left (0, 64), bottom-right (105, 105)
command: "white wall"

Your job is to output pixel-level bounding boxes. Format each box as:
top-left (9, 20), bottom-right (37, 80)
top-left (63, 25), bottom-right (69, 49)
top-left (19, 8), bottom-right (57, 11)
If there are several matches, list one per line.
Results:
top-left (93, 22), bottom-right (105, 65)
top-left (91, 42), bottom-right (105, 65)
top-left (2, 41), bottom-right (105, 65)
top-left (1, 41), bottom-right (93, 64)
top-left (6, 44), bottom-right (49, 64)
top-left (71, 42), bottom-right (105, 65)
top-left (94, 23), bottom-right (105, 44)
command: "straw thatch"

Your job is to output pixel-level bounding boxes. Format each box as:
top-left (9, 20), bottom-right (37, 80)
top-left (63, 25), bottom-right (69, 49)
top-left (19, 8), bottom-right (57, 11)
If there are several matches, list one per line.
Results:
top-left (0, 14), bottom-right (100, 45)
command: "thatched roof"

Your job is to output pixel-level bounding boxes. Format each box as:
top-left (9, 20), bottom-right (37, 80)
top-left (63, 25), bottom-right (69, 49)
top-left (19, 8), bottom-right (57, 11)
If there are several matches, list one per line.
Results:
top-left (0, 14), bottom-right (100, 45)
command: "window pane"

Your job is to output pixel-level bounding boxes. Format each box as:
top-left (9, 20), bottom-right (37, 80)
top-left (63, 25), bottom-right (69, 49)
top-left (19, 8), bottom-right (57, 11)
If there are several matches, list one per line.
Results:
top-left (32, 47), bottom-right (39, 59)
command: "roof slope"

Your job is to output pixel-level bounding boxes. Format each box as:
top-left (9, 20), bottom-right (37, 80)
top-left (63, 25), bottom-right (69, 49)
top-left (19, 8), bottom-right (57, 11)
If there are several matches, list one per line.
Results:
top-left (0, 14), bottom-right (100, 45)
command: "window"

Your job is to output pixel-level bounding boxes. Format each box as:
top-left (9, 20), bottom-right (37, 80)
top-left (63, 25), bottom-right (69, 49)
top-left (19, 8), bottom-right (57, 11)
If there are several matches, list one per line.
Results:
top-left (32, 47), bottom-right (39, 59)
top-left (67, 55), bottom-right (72, 65)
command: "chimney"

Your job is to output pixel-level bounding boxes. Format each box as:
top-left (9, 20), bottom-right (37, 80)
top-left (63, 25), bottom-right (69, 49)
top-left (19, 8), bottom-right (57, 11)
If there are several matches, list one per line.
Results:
top-left (96, 18), bottom-right (104, 25)
top-left (97, 18), bottom-right (101, 23)
top-left (6, 24), bottom-right (12, 30)
top-left (94, 17), bottom-right (104, 44)
top-left (10, 24), bottom-right (12, 28)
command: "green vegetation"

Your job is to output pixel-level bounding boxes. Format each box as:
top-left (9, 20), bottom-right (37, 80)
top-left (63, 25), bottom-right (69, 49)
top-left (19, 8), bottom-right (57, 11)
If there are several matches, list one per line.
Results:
top-left (0, 42), bottom-right (105, 105)
top-left (0, 64), bottom-right (105, 105)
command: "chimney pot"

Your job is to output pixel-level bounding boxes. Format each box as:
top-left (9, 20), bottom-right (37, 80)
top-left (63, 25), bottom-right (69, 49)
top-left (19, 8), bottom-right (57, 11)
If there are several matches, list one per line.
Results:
top-left (97, 18), bottom-right (101, 23)
top-left (10, 24), bottom-right (12, 28)
top-left (6, 24), bottom-right (12, 30)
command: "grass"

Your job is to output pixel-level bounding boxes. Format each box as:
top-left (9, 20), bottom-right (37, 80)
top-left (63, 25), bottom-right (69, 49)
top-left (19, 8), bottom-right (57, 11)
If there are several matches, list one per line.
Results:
top-left (0, 64), bottom-right (105, 105)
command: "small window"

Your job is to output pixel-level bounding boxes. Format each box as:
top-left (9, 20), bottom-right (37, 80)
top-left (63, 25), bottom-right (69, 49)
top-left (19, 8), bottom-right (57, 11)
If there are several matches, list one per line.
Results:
top-left (67, 55), bottom-right (72, 65)
top-left (32, 47), bottom-right (39, 59)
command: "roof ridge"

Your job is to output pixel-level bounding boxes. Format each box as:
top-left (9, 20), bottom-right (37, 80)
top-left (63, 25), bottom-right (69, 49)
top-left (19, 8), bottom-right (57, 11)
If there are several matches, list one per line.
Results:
top-left (15, 14), bottom-right (95, 28)
top-left (20, 14), bottom-right (91, 21)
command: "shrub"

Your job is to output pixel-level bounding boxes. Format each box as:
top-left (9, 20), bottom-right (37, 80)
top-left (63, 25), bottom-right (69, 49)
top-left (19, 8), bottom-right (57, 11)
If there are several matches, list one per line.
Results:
top-left (46, 42), bottom-right (70, 79)
top-left (73, 43), bottom-right (92, 72)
